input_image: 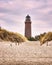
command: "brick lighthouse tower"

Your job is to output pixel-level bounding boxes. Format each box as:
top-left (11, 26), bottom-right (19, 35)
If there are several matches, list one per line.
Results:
top-left (25, 15), bottom-right (31, 38)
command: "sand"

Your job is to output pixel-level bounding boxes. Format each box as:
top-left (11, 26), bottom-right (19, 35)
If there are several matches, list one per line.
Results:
top-left (0, 41), bottom-right (52, 65)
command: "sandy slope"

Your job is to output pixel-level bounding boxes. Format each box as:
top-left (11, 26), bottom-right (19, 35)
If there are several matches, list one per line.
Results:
top-left (0, 41), bottom-right (52, 65)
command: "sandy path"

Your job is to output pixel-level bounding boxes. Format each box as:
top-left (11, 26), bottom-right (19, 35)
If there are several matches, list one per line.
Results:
top-left (0, 41), bottom-right (52, 65)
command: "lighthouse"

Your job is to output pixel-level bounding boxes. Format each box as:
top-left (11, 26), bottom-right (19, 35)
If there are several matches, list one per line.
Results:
top-left (25, 15), bottom-right (31, 38)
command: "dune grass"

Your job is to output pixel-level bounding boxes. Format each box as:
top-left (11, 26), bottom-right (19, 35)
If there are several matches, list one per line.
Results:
top-left (40, 32), bottom-right (52, 45)
top-left (0, 28), bottom-right (28, 43)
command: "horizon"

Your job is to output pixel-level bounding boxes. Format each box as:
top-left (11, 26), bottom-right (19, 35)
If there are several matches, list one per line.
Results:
top-left (0, 0), bottom-right (52, 37)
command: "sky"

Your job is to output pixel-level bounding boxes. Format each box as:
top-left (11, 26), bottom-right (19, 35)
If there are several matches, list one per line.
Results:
top-left (0, 0), bottom-right (52, 37)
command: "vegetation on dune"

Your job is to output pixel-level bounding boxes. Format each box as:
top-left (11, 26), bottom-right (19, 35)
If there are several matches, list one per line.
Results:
top-left (28, 36), bottom-right (40, 41)
top-left (0, 28), bottom-right (28, 43)
top-left (40, 32), bottom-right (52, 45)
top-left (28, 32), bottom-right (52, 46)
top-left (28, 33), bottom-right (46, 41)
top-left (0, 27), bottom-right (52, 45)
top-left (34, 35), bottom-right (40, 41)
top-left (28, 37), bottom-right (36, 41)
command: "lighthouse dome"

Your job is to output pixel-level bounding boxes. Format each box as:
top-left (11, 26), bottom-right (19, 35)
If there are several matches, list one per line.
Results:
top-left (26, 15), bottom-right (30, 18)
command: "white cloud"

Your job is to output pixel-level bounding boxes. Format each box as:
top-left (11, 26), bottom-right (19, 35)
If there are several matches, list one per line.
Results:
top-left (0, 0), bottom-right (52, 36)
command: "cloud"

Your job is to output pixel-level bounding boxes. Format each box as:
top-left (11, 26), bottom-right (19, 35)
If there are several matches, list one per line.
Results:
top-left (0, 0), bottom-right (52, 36)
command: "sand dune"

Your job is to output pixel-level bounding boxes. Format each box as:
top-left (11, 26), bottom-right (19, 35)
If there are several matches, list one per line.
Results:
top-left (0, 41), bottom-right (52, 65)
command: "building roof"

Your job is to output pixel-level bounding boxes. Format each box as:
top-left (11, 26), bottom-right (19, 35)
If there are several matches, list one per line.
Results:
top-left (26, 15), bottom-right (30, 18)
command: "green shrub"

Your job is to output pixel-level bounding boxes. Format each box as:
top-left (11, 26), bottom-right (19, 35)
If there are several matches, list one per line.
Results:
top-left (28, 37), bottom-right (36, 41)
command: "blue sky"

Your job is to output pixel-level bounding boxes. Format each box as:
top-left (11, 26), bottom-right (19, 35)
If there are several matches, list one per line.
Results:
top-left (0, 0), bottom-right (52, 36)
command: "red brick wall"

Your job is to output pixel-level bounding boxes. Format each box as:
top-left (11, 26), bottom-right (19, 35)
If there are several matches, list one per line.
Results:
top-left (25, 22), bottom-right (31, 38)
